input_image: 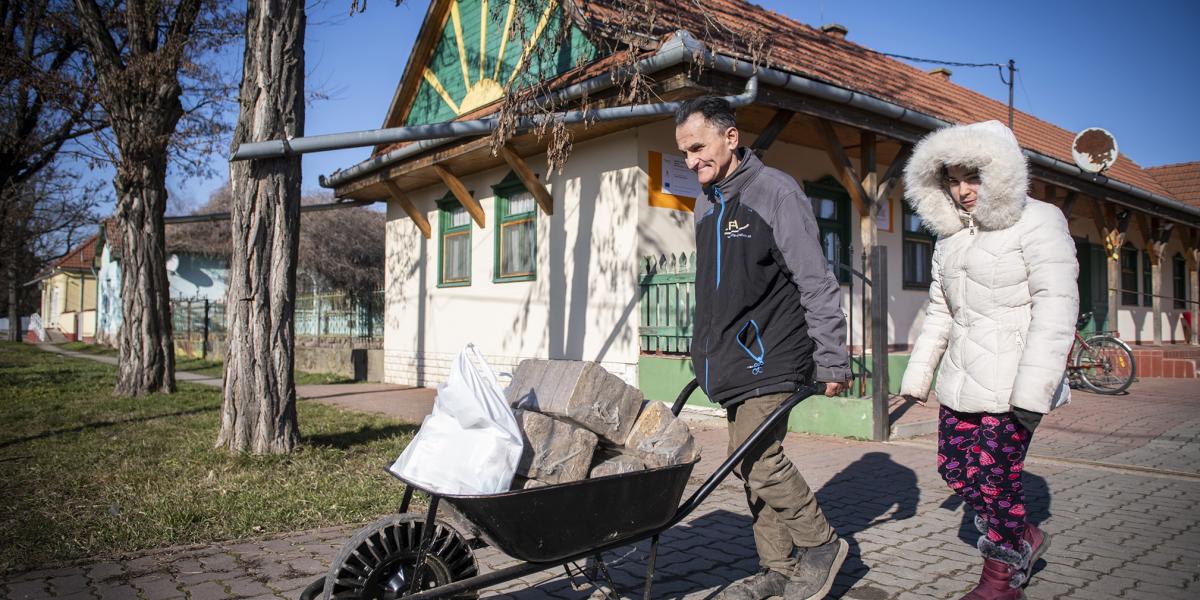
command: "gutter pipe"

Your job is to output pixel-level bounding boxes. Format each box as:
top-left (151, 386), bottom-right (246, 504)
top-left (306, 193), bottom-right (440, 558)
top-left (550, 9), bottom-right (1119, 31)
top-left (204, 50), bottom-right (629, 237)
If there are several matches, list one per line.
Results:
top-left (161, 199), bottom-right (378, 225)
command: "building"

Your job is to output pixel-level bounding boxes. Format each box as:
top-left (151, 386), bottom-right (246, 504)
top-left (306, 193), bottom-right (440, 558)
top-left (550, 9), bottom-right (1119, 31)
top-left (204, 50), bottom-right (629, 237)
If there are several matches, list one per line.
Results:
top-left (95, 219), bottom-right (230, 346)
top-left (31, 235), bottom-right (99, 342)
top-left (320, 0), bottom-right (1200, 435)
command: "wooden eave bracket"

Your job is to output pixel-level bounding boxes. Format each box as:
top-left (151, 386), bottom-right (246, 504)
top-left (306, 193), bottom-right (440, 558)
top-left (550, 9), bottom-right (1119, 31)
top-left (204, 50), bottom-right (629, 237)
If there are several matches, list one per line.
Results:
top-left (813, 118), bottom-right (872, 216)
top-left (498, 145), bottom-right (554, 215)
top-left (751, 109), bottom-right (796, 158)
top-left (433, 164), bottom-right (485, 228)
top-left (382, 179), bottom-right (431, 239)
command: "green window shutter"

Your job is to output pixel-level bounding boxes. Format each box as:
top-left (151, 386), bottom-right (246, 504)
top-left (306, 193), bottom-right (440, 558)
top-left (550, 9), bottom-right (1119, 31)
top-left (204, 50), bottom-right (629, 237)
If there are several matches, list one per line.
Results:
top-left (1142, 250), bottom-right (1152, 307)
top-left (803, 176), bottom-right (851, 284)
top-left (493, 172), bottom-right (537, 282)
top-left (438, 194), bottom-right (472, 287)
top-left (1173, 253), bottom-right (1187, 310)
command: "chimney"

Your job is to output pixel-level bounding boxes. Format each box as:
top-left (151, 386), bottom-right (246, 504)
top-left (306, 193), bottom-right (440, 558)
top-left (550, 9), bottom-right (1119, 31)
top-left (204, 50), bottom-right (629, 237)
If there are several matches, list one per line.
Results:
top-left (929, 67), bottom-right (952, 81)
top-left (820, 24), bottom-right (848, 40)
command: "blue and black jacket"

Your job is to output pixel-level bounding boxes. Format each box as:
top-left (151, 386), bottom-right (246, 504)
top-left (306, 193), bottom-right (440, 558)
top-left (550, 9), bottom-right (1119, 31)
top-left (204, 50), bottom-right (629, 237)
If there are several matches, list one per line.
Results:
top-left (693, 149), bottom-right (851, 407)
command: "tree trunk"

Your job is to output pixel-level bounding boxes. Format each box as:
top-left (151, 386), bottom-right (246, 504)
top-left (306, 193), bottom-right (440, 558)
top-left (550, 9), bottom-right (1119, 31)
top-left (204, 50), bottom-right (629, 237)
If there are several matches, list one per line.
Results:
top-left (216, 0), bottom-right (305, 454)
top-left (114, 152), bottom-right (176, 394)
top-left (6, 257), bottom-right (19, 342)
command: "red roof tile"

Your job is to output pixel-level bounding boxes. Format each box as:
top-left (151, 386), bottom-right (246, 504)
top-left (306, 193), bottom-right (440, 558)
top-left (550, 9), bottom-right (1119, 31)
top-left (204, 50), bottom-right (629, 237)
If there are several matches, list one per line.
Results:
top-left (571, 0), bottom-right (1172, 197)
top-left (1146, 162), bottom-right (1200, 209)
top-left (53, 234), bottom-right (98, 272)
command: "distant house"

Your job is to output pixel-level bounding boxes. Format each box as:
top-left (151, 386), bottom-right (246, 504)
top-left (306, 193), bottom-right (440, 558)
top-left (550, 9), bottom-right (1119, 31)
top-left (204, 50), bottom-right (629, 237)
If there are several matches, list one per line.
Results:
top-left (31, 235), bottom-right (99, 342)
top-left (95, 219), bottom-right (230, 345)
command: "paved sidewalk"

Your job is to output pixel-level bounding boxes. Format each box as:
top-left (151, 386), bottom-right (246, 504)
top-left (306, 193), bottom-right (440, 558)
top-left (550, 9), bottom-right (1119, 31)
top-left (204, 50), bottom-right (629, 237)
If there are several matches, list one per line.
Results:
top-left (4, 348), bottom-right (1198, 599)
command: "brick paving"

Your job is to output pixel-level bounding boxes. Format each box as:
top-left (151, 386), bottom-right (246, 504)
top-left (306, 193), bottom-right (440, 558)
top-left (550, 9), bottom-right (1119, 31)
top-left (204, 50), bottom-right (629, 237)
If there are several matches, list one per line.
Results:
top-left (3, 371), bottom-right (1198, 599)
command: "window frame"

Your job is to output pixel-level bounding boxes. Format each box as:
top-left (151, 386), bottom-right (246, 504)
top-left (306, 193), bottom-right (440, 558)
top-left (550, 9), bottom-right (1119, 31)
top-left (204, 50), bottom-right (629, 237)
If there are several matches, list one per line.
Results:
top-left (802, 176), bottom-right (851, 285)
top-left (437, 194), bottom-right (472, 288)
top-left (901, 201), bottom-right (936, 289)
top-left (492, 172), bottom-right (538, 283)
top-left (1119, 244), bottom-right (1139, 306)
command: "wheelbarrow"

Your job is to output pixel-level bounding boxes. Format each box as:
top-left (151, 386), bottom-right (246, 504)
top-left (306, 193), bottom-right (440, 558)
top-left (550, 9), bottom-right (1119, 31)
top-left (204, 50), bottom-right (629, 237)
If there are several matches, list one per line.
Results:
top-left (300, 379), bottom-right (821, 600)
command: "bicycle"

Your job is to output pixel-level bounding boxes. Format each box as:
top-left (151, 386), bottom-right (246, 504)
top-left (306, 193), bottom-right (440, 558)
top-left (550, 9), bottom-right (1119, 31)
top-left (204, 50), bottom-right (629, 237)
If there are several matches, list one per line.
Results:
top-left (1067, 312), bottom-right (1136, 394)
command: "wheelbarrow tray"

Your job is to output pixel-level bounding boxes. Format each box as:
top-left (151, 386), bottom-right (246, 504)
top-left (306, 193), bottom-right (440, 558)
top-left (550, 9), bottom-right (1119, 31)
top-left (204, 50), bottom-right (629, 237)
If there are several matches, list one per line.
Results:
top-left (397, 460), bottom-right (695, 563)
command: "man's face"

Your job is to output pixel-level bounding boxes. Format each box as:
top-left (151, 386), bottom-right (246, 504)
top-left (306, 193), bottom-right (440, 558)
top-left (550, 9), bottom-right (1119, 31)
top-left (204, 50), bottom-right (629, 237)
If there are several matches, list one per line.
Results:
top-left (675, 113), bottom-right (740, 186)
top-left (944, 164), bottom-right (981, 212)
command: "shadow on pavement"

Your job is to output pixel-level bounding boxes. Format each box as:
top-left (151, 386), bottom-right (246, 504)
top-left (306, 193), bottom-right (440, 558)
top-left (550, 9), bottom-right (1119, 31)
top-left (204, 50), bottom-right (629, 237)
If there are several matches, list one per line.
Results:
top-left (817, 451), bottom-right (920, 599)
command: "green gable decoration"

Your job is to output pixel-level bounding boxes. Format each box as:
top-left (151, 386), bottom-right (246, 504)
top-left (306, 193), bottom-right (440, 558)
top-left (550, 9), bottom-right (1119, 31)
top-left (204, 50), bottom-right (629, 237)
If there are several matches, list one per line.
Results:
top-left (405, 0), bottom-right (598, 126)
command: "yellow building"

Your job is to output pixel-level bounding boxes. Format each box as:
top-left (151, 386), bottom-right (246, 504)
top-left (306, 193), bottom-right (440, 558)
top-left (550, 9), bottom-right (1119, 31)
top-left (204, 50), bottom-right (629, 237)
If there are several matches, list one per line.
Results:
top-left (33, 235), bottom-right (99, 342)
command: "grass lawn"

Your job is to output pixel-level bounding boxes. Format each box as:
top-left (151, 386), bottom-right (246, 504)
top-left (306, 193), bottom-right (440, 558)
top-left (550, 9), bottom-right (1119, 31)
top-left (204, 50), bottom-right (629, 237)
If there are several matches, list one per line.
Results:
top-left (56, 342), bottom-right (356, 385)
top-left (0, 342), bottom-right (416, 573)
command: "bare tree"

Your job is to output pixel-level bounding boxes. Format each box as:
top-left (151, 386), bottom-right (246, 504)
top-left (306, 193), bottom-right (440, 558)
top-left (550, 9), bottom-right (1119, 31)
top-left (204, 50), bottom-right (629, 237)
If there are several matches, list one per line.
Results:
top-left (217, 0), bottom-right (306, 454)
top-left (0, 0), bottom-right (105, 341)
top-left (73, 0), bottom-right (238, 395)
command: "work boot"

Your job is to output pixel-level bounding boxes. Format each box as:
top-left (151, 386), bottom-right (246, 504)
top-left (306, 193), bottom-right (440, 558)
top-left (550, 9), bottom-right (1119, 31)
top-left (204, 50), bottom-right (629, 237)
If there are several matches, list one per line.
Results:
top-left (783, 538), bottom-right (849, 599)
top-left (1021, 524), bottom-right (1051, 585)
top-left (715, 568), bottom-right (788, 600)
top-left (961, 537), bottom-right (1032, 599)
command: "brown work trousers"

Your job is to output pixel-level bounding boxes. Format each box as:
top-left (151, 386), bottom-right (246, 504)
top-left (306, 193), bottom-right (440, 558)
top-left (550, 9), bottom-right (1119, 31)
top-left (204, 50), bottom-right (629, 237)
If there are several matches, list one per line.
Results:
top-left (728, 392), bottom-right (836, 573)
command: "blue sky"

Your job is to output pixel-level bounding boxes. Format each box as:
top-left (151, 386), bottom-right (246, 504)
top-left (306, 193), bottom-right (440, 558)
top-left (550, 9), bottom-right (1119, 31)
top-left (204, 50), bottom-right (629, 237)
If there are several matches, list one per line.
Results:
top-left (99, 0), bottom-right (1200, 213)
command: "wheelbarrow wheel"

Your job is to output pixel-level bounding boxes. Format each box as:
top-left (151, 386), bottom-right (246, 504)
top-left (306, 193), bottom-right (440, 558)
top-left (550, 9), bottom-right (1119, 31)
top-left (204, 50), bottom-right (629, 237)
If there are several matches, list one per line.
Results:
top-left (321, 513), bottom-right (478, 600)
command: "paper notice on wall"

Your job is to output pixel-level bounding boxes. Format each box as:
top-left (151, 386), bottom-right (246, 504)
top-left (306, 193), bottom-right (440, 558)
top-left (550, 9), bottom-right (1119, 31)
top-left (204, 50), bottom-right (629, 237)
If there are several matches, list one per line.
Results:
top-left (875, 195), bottom-right (893, 232)
top-left (660, 153), bottom-right (701, 199)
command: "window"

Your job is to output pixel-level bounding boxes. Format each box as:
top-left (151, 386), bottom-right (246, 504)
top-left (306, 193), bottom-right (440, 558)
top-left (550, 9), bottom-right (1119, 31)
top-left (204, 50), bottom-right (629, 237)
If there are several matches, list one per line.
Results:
top-left (1142, 250), bottom-right (1153, 307)
top-left (902, 202), bottom-right (935, 288)
top-left (493, 173), bottom-right (537, 282)
top-left (1120, 244), bottom-right (1138, 306)
top-left (803, 176), bottom-right (851, 284)
top-left (1174, 253), bottom-right (1188, 310)
top-left (438, 195), bottom-right (472, 286)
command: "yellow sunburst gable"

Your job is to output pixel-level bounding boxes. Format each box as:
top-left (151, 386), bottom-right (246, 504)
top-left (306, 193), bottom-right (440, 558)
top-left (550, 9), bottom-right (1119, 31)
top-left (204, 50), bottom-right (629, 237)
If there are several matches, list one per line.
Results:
top-left (388, 0), bottom-right (598, 129)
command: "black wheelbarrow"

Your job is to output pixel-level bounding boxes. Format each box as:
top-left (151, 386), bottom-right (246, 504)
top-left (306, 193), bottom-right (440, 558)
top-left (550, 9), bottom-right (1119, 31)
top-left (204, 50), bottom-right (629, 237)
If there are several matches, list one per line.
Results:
top-left (300, 379), bottom-right (821, 600)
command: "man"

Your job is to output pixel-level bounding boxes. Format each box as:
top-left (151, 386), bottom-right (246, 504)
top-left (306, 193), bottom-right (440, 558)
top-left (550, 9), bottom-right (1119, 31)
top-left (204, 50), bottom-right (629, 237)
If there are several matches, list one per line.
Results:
top-left (675, 96), bottom-right (851, 600)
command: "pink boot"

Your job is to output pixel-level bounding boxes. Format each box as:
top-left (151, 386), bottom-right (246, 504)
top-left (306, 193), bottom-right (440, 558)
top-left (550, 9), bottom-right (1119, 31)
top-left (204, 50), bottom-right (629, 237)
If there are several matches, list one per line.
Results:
top-left (959, 558), bottom-right (1025, 600)
top-left (1021, 524), bottom-right (1051, 585)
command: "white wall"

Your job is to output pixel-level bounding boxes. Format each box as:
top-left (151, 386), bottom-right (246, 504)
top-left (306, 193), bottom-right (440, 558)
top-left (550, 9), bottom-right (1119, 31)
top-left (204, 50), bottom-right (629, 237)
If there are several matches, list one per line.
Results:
top-left (382, 131), bottom-right (642, 387)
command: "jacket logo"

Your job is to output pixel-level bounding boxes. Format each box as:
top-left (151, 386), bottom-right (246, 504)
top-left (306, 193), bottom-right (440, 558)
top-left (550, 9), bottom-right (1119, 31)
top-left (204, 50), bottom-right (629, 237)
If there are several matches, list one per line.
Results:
top-left (724, 220), bottom-right (751, 239)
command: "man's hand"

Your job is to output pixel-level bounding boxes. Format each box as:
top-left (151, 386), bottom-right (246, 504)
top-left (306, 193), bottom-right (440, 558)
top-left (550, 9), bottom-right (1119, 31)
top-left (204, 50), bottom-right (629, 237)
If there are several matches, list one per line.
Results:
top-left (823, 381), bottom-right (847, 397)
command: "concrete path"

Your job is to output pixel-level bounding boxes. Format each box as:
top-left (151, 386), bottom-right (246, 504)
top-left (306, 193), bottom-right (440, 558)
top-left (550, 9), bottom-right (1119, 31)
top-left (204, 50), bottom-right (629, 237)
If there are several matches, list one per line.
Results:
top-left (6, 347), bottom-right (1198, 599)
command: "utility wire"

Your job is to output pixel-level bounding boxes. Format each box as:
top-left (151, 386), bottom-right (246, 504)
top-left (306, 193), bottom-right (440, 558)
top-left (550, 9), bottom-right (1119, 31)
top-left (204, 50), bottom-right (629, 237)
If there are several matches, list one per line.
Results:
top-left (871, 49), bottom-right (1009, 85)
top-left (1017, 69), bottom-right (1036, 114)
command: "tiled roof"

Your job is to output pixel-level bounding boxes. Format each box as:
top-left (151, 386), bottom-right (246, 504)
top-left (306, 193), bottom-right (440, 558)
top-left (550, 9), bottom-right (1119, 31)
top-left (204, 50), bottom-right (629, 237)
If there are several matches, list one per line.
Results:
top-left (569, 0), bottom-right (1172, 197)
top-left (53, 234), bottom-right (98, 272)
top-left (1146, 162), bottom-right (1200, 209)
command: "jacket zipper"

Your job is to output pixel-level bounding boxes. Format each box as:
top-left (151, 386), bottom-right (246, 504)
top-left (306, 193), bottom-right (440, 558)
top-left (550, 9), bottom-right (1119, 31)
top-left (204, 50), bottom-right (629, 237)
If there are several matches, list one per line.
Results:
top-left (705, 187), bottom-right (726, 395)
top-left (967, 213), bottom-right (976, 235)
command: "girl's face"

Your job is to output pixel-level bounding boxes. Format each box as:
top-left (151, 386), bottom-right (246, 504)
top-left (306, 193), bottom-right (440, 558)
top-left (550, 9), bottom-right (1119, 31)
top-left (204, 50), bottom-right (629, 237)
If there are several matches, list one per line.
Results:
top-left (944, 165), bottom-right (981, 212)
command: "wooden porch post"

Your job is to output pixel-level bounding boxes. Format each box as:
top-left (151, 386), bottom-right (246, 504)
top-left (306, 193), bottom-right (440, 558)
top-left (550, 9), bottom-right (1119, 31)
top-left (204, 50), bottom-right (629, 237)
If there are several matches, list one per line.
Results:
top-left (1093, 200), bottom-right (1129, 333)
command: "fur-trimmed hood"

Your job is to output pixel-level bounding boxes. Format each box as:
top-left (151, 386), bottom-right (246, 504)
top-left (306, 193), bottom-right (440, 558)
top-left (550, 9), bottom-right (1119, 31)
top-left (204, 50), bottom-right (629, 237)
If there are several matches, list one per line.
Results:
top-left (904, 120), bottom-right (1029, 237)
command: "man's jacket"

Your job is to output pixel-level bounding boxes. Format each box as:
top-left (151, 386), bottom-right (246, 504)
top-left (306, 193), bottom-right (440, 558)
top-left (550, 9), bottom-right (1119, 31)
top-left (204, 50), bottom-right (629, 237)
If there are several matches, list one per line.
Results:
top-left (692, 149), bottom-right (850, 407)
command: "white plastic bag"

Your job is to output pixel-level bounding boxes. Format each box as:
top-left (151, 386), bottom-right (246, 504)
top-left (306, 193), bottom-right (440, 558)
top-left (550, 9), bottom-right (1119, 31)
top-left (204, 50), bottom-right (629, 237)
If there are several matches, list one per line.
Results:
top-left (389, 344), bottom-right (524, 495)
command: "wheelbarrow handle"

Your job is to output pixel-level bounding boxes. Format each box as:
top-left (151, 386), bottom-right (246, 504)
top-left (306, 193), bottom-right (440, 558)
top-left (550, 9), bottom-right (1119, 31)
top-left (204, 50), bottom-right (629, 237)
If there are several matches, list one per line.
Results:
top-left (664, 382), bottom-right (822, 530)
top-left (670, 379), bottom-right (702, 416)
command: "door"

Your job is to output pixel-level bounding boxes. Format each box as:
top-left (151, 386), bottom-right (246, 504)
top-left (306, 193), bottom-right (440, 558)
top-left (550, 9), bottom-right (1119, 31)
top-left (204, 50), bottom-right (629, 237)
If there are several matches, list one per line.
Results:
top-left (1075, 238), bottom-right (1109, 335)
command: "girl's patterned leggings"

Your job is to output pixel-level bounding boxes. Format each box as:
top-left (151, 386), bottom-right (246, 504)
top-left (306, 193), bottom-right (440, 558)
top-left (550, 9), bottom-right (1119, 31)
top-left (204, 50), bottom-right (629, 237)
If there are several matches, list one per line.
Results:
top-left (937, 406), bottom-right (1034, 550)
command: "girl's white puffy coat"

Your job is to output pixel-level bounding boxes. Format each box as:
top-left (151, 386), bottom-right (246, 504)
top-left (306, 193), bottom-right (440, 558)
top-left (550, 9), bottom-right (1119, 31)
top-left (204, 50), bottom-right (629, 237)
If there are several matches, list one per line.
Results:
top-left (899, 121), bottom-right (1079, 414)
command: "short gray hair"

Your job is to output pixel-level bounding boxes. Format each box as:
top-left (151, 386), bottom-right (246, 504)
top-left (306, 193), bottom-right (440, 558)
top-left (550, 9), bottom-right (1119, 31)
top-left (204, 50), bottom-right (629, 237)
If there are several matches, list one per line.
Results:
top-left (674, 96), bottom-right (737, 131)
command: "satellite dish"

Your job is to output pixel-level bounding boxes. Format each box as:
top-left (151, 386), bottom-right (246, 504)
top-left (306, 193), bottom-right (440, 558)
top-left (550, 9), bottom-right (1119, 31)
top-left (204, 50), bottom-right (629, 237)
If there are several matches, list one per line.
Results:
top-left (165, 254), bottom-right (179, 274)
top-left (1071, 127), bottom-right (1119, 174)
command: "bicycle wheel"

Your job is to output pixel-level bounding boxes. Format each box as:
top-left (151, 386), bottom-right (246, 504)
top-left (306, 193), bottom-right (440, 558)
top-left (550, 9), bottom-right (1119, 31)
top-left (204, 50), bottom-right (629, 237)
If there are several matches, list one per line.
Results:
top-left (1073, 335), bottom-right (1136, 394)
